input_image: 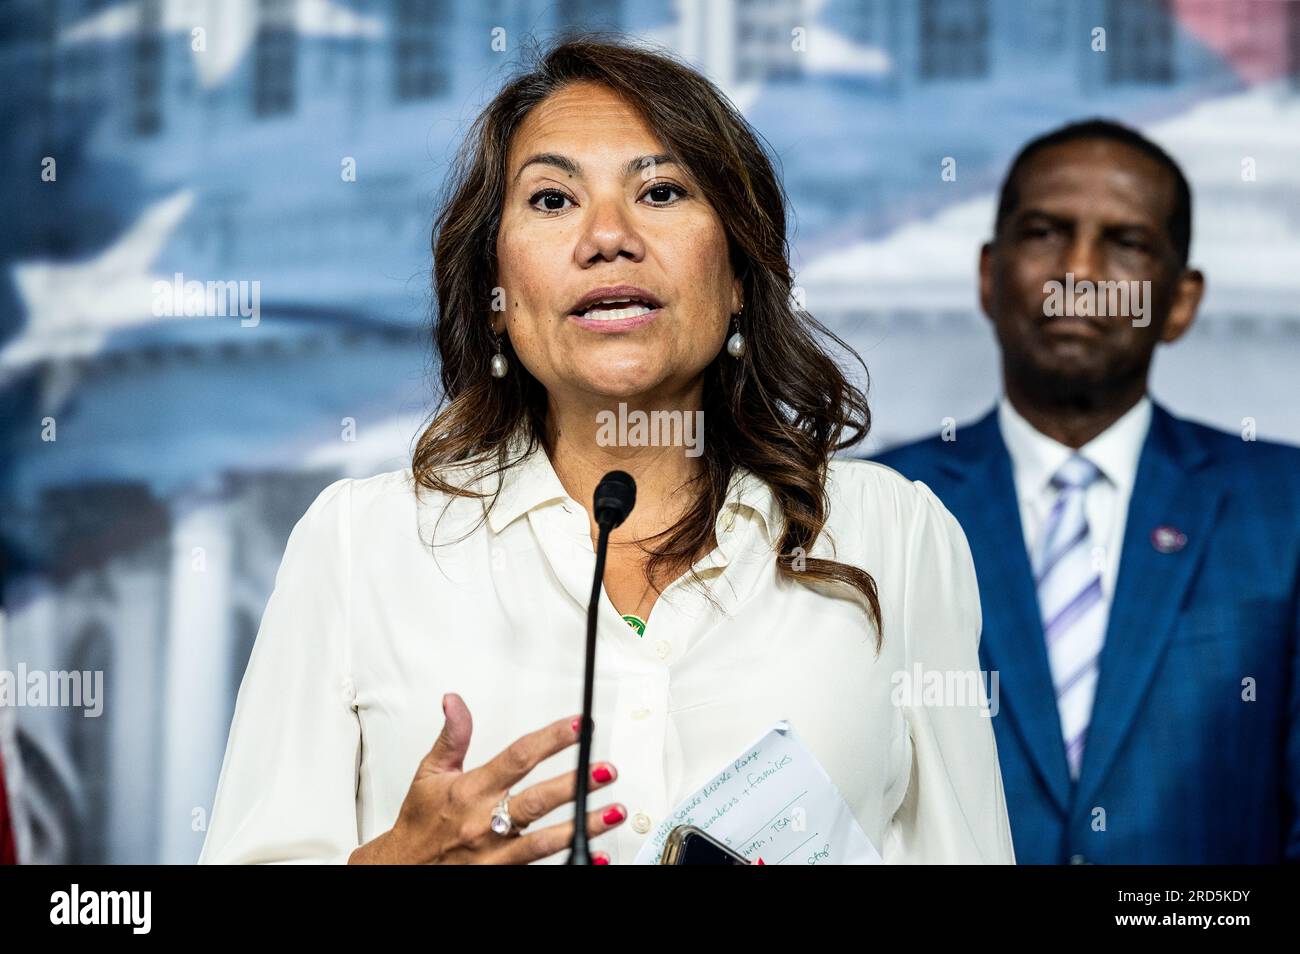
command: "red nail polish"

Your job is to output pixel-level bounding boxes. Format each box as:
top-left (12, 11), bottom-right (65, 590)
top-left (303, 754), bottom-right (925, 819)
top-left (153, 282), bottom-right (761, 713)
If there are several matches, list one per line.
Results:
top-left (592, 765), bottom-right (613, 784)
top-left (594, 854), bottom-right (610, 865)
top-left (602, 806), bottom-right (625, 825)
top-left (571, 717), bottom-right (582, 734)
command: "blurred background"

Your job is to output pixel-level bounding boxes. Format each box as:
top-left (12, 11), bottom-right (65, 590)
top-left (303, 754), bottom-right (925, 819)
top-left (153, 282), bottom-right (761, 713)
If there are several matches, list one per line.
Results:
top-left (0, 0), bottom-right (1297, 863)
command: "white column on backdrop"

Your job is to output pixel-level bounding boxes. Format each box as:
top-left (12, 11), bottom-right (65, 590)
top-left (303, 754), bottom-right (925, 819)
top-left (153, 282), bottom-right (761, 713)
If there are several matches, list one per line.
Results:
top-left (158, 475), bottom-right (233, 863)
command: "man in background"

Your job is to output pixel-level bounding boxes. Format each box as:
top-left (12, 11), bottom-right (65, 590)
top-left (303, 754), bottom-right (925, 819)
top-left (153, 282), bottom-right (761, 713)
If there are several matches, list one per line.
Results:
top-left (877, 119), bottom-right (1300, 863)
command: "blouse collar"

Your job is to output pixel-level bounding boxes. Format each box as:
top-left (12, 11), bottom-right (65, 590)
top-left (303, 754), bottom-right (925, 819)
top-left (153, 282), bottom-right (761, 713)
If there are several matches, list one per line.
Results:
top-left (478, 427), bottom-right (783, 542)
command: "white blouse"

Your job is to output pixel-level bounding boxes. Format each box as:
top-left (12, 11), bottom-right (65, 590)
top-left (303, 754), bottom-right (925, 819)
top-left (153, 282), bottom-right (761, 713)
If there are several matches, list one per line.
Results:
top-left (198, 435), bottom-right (1015, 864)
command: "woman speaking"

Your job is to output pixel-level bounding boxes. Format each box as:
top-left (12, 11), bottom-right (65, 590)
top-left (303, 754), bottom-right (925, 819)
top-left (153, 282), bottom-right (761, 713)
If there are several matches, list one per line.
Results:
top-left (199, 36), bottom-right (1014, 865)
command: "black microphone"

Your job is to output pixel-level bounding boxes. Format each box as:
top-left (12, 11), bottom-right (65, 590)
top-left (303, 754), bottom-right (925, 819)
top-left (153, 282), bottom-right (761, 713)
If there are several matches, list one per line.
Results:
top-left (568, 471), bottom-right (636, 865)
top-left (592, 470), bottom-right (636, 530)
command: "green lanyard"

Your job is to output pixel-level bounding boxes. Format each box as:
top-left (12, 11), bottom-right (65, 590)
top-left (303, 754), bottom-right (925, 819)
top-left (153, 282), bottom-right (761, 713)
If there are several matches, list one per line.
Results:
top-left (621, 613), bottom-right (647, 637)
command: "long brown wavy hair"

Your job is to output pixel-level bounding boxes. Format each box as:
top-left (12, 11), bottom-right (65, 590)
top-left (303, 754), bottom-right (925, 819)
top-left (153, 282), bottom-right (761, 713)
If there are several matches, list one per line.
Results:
top-left (412, 34), bottom-right (882, 641)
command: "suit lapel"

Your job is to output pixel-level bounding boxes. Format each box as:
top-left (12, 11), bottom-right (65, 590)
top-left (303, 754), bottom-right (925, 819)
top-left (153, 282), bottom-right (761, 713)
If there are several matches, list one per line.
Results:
top-left (938, 410), bottom-right (1073, 814)
top-left (1074, 404), bottom-right (1221, 807)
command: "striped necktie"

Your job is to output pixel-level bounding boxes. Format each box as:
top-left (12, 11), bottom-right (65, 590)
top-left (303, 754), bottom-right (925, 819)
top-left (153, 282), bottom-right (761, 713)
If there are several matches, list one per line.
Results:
top-left (1034, 454), bottom-right (1105, 780)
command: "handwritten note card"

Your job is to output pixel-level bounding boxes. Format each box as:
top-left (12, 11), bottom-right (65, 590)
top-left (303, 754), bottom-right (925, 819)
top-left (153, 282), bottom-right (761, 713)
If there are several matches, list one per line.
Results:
top-left (633, 720), bottom-right (883, 865)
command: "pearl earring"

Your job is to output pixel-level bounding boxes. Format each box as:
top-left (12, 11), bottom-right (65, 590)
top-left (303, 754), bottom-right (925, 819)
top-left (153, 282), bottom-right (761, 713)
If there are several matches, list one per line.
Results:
top-left (726, 307), bottom-right (746, 359)
top-left (489, 330), bottom-right (509, 378)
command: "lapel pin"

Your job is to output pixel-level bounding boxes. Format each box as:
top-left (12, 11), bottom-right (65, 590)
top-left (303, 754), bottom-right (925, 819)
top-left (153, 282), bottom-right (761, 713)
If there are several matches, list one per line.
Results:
top-left (1151, 525), bottom-right (1187, 554)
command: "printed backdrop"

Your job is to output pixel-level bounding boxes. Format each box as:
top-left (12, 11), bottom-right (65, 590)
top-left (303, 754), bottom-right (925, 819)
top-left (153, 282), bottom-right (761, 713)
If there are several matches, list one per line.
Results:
top-left (1, 0), bottom-right (1298, 862)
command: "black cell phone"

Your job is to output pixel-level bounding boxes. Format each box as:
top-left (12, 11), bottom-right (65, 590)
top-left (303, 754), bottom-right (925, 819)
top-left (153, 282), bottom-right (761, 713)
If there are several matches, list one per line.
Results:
top-left (659, 825), bottom-right (751, 865)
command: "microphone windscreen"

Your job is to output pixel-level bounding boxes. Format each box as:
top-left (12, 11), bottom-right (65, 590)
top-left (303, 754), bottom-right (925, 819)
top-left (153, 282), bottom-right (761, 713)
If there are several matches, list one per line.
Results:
top-left (593, 471), bottom-right (636, 528)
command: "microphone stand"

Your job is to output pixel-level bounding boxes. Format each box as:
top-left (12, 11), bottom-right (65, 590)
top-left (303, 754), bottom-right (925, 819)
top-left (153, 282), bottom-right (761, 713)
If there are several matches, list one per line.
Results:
top-left (567, 515), bottom-right (614, 865)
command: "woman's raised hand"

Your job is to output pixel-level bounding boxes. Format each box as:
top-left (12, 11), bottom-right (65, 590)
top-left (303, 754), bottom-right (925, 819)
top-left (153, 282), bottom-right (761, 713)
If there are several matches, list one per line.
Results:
top-left (348, 692), bottom-right (625, 864)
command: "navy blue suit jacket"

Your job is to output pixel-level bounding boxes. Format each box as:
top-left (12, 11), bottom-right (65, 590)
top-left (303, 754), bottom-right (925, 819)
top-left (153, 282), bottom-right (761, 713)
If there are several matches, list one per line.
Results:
top-left (875, 402), bottom-right (1300, 863)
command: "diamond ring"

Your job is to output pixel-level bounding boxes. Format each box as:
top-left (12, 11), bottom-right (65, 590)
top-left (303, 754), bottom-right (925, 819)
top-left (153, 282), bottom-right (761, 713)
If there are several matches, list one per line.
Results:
top-left (489, 793), bottom-right (517, 836)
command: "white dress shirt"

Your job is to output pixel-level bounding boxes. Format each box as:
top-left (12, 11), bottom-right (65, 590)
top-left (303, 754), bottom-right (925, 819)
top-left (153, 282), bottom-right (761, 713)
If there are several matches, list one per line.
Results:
top-left (199, 432), bottom-right (1015, 864)
top-left (998, 395), bottom-right (1152, 603)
